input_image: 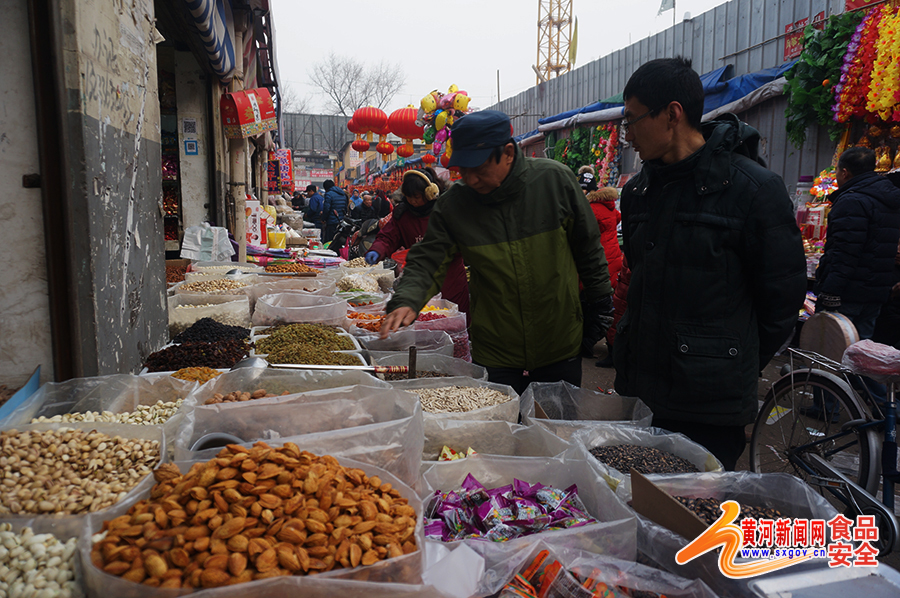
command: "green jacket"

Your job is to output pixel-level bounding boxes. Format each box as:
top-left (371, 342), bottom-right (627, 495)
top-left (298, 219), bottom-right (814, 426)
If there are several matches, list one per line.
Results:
top-left (388, 145), bottom-right (613, 369)
top-left (614, 115), bottom-right (807, 426)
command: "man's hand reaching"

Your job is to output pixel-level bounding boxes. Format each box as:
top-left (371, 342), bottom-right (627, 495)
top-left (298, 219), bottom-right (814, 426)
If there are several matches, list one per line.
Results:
top-left (380, 307), bottom-right (418, 338)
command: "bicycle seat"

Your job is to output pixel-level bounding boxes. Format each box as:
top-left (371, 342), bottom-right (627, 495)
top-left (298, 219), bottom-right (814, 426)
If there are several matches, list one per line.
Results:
top-left (842, 339), bottom-right (900, 381)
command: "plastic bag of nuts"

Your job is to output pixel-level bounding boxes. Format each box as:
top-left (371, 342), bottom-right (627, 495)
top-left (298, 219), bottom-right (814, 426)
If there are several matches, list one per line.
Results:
top-left (80, 445), bottom-right (425, 596)
top-left (2, 375), bottom-right (193, 452)
top-left (0, 422), bottom-right (167, 540)
top-left (0, 523), bottom-right (83, 598)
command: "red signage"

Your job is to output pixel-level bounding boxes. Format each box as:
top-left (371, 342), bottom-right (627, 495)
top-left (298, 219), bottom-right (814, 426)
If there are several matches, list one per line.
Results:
top-left (220, 88), bottom-right (277, 139)
top-left (784, 17), bottom-right (809, 61)
top-left (845, 0), bottom-right (879, 10)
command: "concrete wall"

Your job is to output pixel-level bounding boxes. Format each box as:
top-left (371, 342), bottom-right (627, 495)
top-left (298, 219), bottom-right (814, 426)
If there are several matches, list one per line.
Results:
top-left (176, 49), bottom-right (211, 228)
top-left (0, 1), bottom-right (54, 387)
top-left (59, 0), bottom-right (167, 376)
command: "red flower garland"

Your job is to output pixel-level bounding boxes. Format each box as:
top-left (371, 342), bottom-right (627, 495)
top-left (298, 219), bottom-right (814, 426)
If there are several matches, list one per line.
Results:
top-left (836, 5), bottom-right (884, 123)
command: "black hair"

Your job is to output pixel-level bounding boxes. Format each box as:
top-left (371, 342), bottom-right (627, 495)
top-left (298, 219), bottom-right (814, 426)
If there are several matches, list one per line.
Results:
top-left (487, 139), bottom-right (516, 164)
top-left (838, 147), bottom-right (876, 177)
top-left (400, 166), bottom-right (446, 199)
top-left (623, 57), bottom-right (704, 130)
top-left (305, 184), bottom-right (317, 193)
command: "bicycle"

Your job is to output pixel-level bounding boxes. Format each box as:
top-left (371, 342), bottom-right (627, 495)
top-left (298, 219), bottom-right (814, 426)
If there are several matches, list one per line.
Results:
top-left (749, 346), bottom-right (900, 555)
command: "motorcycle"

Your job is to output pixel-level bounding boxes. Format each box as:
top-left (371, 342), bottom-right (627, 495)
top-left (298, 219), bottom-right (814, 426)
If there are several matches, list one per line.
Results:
top-left (325, 216), bottom-right (361, 253)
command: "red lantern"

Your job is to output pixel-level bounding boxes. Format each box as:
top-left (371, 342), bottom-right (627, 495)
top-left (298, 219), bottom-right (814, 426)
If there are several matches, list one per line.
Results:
top-left (376, 140), bottom-right (395, 162)
top-left (440, 153), bottom-right (450, 167)
top-left (388, 106), bottom-right (424, 156)
top-left (396, 144), bottom-right (414, 159)
top-left (422, 153), bottom-right (436, 165)
top-left (352, 139), bottom-right (370, 158)
top-left (354, 107), bottom-right (388, 143)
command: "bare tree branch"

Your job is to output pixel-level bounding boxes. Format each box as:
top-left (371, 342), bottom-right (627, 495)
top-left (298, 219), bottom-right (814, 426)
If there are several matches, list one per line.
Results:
top-left (279, 83), bottom-right (311, 114)
top-left (307, 53), bottom-right (406, 116)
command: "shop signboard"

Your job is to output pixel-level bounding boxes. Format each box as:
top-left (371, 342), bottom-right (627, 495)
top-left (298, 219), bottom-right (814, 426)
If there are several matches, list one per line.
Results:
top-left (275, 149), bottom-right (294, 193)
top-left (245, 200), bottom-right (268, 246)
top-left (309, 169), bottom-right (333, 179)
top-left (845, 0), bottom-right (879, 9)
top-left (220, 88), bottom-right (277, 139)
top-left (783, 17), bottom-right (809, 61)
top-left (267, 159), bottom-right (279, 193)
top-left (295, 179), bottom-right (312, 189)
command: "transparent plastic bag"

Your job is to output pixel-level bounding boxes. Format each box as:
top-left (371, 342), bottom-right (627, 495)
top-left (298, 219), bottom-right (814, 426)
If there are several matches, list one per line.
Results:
top-left (0, 422), bottom-right (166, 540)
top-left (572, 424), bottom-right (723, 492)
top-left (243, 279), bottom-right (336, 313)
top-left (360, 330), bottom-right (454, 360)
top-left (842, 339), bottom-right (900, 382)
top-left (191, 260), bottom-right (263, 272)
top-left (80, 455), bottom-right (427, 598)
top-left (413, 312), bottom-right (466, 335)
top-left (370, 354), bottom-right (487, 380)
top-left (167, 294), bottom-right (251, 337)
top-left (175, 385), bottom-right (423, 487)
top-left (449, 331), bottom-right (471, 362)
top-left (616, 472), bottom-right (839, 598)
top-left (420, 455), bottom-right (637, 597)
top-left (252, 293), bottom-right (347, 326)
top-left (496, 540), bottom-right (719, 598)
top-left (520, 381), bottom-right (653, 440)
top-left (422, 420), bottom-right (571, 462)
top-left (389, 377), bottom-right (520, 441)
top-left (3, 373), bottom-right (196, 447)
top-left (183, 271), bottom-right (260, 285)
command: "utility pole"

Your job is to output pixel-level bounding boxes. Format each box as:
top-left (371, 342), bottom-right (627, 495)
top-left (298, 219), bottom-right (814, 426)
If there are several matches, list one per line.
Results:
top-left (534, 0), bottom-right (574, 85)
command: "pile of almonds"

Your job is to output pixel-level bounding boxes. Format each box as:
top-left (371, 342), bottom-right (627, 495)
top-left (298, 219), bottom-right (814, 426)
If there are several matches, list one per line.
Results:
top-left (91, 443), bottom-right (418, 589)
top-left (203, 389), bottom-right (289, 406)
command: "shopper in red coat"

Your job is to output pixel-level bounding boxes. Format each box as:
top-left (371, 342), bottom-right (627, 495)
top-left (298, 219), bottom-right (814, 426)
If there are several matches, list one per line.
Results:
top-left (586, 185), bottom-right (623, 285)
top-left (366, 168), bottom-right (470, 317)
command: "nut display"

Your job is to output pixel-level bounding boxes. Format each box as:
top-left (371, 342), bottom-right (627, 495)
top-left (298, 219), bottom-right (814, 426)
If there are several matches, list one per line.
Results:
top-left (413, 386), bottom-right (511, 414)
top-left (336, 274), bottom-right (378, 294)
top-left (166, 265), bottom-right (187, 284)
top-left (194, 265), bottom-right (259, 272)
top-left (588, 445), bottom-right (699, 475)
top-left (349, 312), bottom-right (384, 332)
top-left (673, 496), bottom-right (784, 526)
top-left (380, 371), bottom-right (452, 381)
top-left (341, 258), bottom-right (376, 268)
top-left (266, 346), bottom-right (362, 366)
top-left (32, 400), bottom-right (184, 426)
top-left (203, 389), bottom-right (289, 406)
top-left (264, 263), bottom-right (317, 274)
top-left (0, 525), bottom-right (80, 598)
top-left (171, 368), bottom-right (223, 384)
top-left (177, 280), bottom-right (249, 294)
top-left (90, 444), bottom-right (418, 589)
top-left (0, 428), bottom-right (160, 515)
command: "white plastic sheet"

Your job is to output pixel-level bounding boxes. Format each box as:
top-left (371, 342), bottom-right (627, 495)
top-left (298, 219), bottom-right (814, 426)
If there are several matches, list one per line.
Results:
top-left (252, 293), bottom-right (347, 327)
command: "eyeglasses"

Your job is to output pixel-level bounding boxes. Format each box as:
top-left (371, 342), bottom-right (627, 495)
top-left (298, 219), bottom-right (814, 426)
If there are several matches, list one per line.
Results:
top-left (622, 105), bottom-right (667, 131)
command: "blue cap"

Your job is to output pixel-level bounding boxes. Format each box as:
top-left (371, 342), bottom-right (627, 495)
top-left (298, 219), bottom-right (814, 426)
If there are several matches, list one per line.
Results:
top-left (448, 110), bottom-right (513, 168)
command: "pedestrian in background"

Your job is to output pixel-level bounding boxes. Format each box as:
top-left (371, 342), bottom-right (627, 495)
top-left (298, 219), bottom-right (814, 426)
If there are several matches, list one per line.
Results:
top-left (321, 179), bottom-right (348, 243)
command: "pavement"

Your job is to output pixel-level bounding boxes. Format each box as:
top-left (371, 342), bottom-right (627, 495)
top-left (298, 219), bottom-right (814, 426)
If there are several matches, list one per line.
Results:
top-left (580, 345), bottom-right (900, 569)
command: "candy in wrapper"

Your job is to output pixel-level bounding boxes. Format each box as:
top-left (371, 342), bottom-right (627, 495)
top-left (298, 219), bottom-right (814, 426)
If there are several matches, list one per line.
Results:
top-left (477, 495), bottom-right (516, 529)
top-left (535, 485), bottom-right (568, 510)
top-left (466, 447), bottom-right (478, 457)
top-left (424, 519), bottom-right (448, 540)
top-left (439, 445), bottom-right (463, 461)
top-left (485, 522), bottom-right (520, 542)
top-left (461, 472), bottom-right (490, 507)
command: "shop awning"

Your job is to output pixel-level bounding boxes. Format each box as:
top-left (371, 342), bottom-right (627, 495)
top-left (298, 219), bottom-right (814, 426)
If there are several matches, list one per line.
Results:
top-left (183, 0), bottom-right (237, 85)
top-left (702, 61), bottom-right (796, 116)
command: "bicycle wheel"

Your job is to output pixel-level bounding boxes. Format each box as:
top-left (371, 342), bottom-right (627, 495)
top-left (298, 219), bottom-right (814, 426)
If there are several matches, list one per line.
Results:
top-left (750, 369), bottom-right (878, 495)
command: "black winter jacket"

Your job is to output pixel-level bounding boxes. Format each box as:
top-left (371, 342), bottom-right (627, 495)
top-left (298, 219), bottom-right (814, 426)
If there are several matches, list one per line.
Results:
top-left (814, 171), bottom-right (900, 305)
top-left (614, 115), bottom-right (807, 426)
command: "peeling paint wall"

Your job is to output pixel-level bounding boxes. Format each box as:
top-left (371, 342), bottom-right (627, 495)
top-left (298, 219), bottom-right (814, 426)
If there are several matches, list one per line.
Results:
top-left (175, 49), bottom-right (211, 228)
top-left (0, 1), bottom-right (55, 387)
top-left (60, 0), bottom-right (166, 376)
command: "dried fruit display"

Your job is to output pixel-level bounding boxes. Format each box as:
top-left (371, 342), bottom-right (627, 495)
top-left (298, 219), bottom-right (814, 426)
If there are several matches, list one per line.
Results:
top-left (90, 444), bottom-right (418, 589)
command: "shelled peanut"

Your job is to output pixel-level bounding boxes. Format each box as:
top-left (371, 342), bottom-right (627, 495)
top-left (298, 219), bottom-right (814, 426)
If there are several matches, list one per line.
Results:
top-left (90, 443), bottom-right (418, 589)
top-left (0, 428), bottom-right (160, 516)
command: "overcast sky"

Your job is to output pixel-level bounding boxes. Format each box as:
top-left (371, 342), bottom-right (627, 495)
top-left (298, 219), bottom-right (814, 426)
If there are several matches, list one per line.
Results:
top-left (272, 0), bottom-right (728, 114)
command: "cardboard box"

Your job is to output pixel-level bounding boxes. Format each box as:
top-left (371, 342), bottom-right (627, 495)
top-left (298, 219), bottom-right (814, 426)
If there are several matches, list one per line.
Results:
top-left (286, 237), bottom-right (308, 246)
top-left (165, 258), bottom-right (191, 270)
top-left (630, 470), bottom-right (709, 541)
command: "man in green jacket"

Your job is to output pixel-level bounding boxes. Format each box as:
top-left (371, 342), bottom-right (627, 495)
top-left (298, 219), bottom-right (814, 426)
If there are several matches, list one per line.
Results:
top-left (615, 57), bottom-right (807, 469)
top-left (381, 110), bottom-right (614, 394)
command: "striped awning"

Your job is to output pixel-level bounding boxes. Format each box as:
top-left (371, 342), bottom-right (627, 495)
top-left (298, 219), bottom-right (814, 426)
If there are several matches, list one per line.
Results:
top-left (183, 0), bottom-right (236, 84)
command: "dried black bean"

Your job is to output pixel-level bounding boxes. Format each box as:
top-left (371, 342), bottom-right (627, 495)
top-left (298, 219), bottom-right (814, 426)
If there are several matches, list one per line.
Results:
top-left (172, 317), bottom-right (249, 344)
top-left (674, 496), bottom-right (783, 526)
top-left (589, 444), bottom-right (700, 475)
top-left (144, 340), bottom-right (249, 372)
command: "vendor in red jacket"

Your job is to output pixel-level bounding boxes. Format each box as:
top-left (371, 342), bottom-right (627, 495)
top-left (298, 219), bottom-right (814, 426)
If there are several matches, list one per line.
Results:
top-left (582, 178), bottom-right (623, 285)
top-left (365, 168), bottom-right (470, 317)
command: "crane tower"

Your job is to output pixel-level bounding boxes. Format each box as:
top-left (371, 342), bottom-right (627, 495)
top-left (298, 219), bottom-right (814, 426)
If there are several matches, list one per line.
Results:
top-left (535, 0), bottom-right (574, 84)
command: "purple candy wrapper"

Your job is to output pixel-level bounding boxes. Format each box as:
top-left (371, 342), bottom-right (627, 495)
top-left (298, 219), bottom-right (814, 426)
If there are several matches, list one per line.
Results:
top-left (485, 522), bottom-right (520, 542)
top-left (425, 519), bottom-right (448, 540)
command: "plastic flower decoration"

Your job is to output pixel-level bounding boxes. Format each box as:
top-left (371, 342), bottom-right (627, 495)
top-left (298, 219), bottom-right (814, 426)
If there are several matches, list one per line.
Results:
top-left (836, 5), bottom-right (885, 122)
top-left (811, 167), bottom-right (839, 198)
top-left (867, 7), bottom-right (900, 120)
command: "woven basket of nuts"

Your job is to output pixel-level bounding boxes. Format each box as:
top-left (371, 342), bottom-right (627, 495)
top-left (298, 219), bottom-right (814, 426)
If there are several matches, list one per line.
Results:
top-left (0, 422), bottom-right (166, 540)
top-left (82, 444), bottom-right (424, 595)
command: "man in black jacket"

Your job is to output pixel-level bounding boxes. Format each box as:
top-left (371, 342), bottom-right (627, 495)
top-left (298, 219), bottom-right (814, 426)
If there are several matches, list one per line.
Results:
top-left (815, 147), bottom-right (900, 338)
top-left (614, 57), bottom-right (807, 470)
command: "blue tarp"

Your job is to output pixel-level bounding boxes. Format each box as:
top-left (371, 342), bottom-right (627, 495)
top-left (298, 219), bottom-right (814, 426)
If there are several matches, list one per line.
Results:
top-left (514, 128), bottom-right (540, 143)
top-left (700, 65), bottom-right (734, 94)
top-left (703, 60), bottom-right (796, 114)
